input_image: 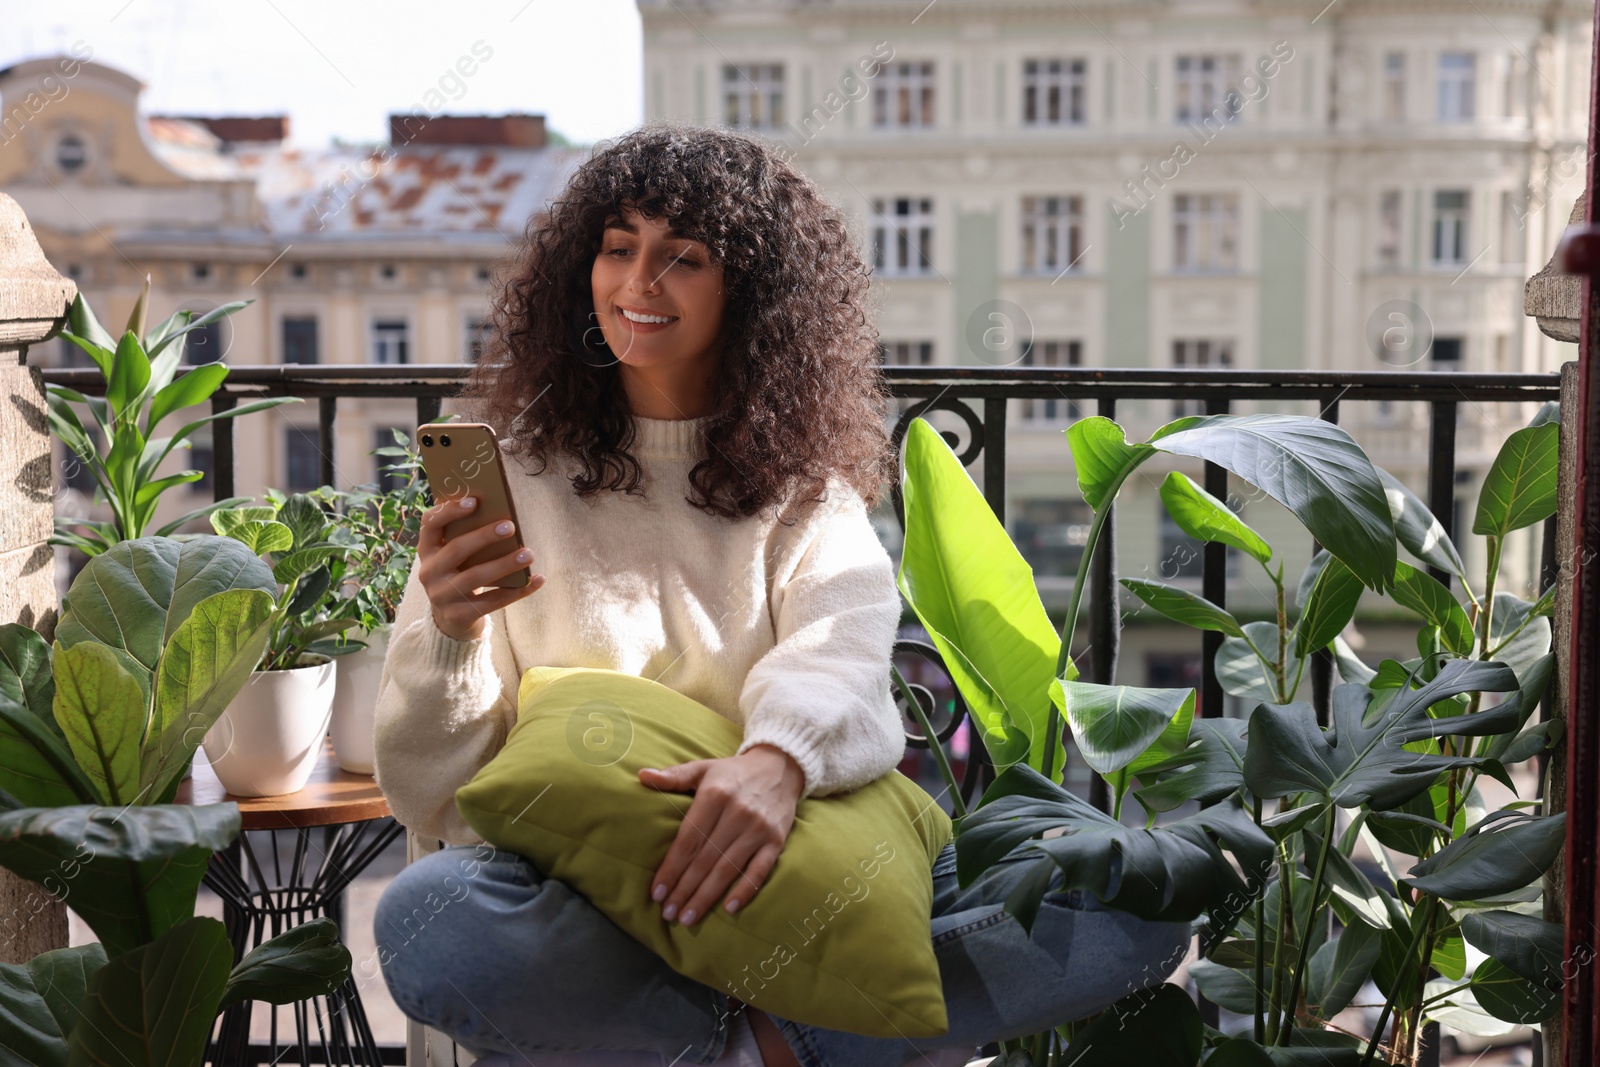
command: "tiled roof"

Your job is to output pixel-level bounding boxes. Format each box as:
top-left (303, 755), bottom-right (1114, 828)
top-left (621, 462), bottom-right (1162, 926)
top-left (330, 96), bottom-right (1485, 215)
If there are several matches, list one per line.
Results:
top-left (144, 117), bottom-right (586, 238)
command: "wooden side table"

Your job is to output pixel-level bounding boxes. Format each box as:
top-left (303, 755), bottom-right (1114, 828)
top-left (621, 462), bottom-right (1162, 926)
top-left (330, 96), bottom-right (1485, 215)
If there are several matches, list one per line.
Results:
top-left (177, 738), bottom-right (407, 1067)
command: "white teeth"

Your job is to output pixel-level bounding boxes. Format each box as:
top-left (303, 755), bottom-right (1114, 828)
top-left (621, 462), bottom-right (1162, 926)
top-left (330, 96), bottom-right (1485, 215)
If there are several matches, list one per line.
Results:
top-left (620, 308), bottom-right (673, 325)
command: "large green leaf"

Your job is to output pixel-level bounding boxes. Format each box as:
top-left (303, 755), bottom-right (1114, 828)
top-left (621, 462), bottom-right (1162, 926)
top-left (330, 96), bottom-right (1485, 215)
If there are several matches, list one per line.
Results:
top-left (277, 493), bottom-right (329, 550)
top-left (1158, 471), bottom-right (1273, 565)
top-left (1067, 416), bottom-right (1158, 510)
top-left (0, 942), bottom-right (107, 1067)
top-left (103, 331), bottom-right (151, 418)
top-left (271, 543), bottom-right (349, 587)
top-left (1471, 957), bottom-right (1559, 1024)
top-left (1390, 562), bottom-right (1474, 656)
top-left (1460, 910), bottom-right (1563, 992)
top-left (50, 642), bottom-right (146, 808)
top-left (1486, 593), bottom-right (1553, 681)
top-left (1473, 422), bottom-right (1559, 537)
top-left (1293, 554), bottom-right (1363, 658)
top-left (143, 362), bottom-right (228, 433)
top-left (1121, 578), bottom-right (1245, 637)
top-left (0, 691), bottom-right (101, 809)
top-left (1217, 620), bottom-right (1297, 704)
top-left (1378, 468), bottom-right (1467, 582)
top-left (1401, 811), bottom-right (1566, 899)
top-left (64, 294), bottom-right (115, 367)
top-left (1135, 716), bottom-right (1250, 814)
top-left (1058, 983), bottom-right (1202, 1067)
top-left (897, 418), bottom-right (1063, 776)
top-left (214, 518), bottom-right (293, 557)
top-left (216, 917), bottom-right (352, 1013)
top-left (0, 624), bottom-right (54, 724)
top-left (54, 537), bottom-right (278, 674)
top-left (142, 589), bottom-right (274, 801)
top-left (1306, 921), bottom-right (1382, 1016)
top-left (66, 916), bottom-right (232, 1067)
top-left (0, 801), bottom-right (239, 958)
top-left (956, 765), bottom-right (1271, 927)
top-left (1242, 659), bottom-right (1521, 809)
top-left (1148, 415), bottom-right (1396, 591)
top-left (1051, 680), bottom-right (1192, 776)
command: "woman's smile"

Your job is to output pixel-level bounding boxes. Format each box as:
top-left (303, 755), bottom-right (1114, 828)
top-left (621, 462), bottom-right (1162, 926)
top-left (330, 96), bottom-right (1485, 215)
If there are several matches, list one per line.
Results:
top-left (617, 303), bottom-right (679, 331)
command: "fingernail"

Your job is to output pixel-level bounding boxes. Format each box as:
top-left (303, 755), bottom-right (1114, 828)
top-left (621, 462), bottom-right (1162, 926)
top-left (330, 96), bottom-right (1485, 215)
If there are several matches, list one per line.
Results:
top-left (726, 898), bottom-right (740, 914)
top-left (495, 521), bottom-right (513, 535)
top-left (461, 496), bottom-right (476, 508)
top-left (680, 908), bottom-right (696, 925)
top-left (662, 903), bottom-right (677, 921)
top-left (516, 549), bottom-right (532, 562)
top-left (641, 767), bottom-right (659, 775)
top-left (652, 883), bottom-right (667, 902)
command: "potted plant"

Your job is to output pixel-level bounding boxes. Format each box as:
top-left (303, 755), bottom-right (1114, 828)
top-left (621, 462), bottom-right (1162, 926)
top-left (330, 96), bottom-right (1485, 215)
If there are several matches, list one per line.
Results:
top-left (314, 427), bottom-right (434, 773)
top-left (45, 280), bottom-right (303, 557)
top-left (0, 535), bottom-right (352, 1066)
top-left (203, 491), bottom-right (363, 797)
top-left (894, 407), bottom-right (1563, 1066)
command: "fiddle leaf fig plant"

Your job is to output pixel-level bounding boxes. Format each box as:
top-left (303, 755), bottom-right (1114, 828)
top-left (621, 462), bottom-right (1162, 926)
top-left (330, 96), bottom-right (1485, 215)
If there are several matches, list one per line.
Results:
top-left (0, 535), bottom-right (353, 1067)
top-left (46, 281), bottom-right (303, 556)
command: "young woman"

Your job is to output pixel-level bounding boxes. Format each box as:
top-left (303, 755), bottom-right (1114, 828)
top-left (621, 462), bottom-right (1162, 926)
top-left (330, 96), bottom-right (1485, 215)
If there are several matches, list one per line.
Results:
top-left (371, 123), bottom-right (1189, 1067)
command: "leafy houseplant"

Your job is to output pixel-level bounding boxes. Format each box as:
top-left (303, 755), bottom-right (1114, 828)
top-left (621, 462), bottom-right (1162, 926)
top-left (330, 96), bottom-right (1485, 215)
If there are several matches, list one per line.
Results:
top-left (203, 492), bottom-right (363, 796)
top-left (0, 536), bottom-right (352, 1066)
top-left (45, 283), bottom-right (303, 557)
top-left (892, 408), bottom-right (1564, 1066)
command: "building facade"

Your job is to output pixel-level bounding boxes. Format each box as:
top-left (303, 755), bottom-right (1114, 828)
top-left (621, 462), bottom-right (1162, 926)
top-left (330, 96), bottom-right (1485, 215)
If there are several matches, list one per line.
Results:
top-left (638, 0), bottom-right (1590, 692)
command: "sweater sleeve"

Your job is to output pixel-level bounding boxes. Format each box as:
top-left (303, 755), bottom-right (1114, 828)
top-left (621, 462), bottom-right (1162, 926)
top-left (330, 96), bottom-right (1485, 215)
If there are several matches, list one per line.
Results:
top-left (371, 556), bottom-right (519, 846)
top-left (735, 484), bottom-right (908, 799)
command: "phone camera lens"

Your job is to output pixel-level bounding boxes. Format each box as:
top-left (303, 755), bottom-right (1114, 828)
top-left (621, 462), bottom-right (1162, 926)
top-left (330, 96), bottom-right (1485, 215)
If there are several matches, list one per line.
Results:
top-left (440, 434), bottom-right (451, 447)
top-left (420, 434), bottom-right (433, 447)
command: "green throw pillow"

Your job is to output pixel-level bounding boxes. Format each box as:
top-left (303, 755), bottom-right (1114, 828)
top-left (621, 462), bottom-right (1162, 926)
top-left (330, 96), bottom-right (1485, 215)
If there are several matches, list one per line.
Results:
top-left (454, 665), bottom-right (953, 1038)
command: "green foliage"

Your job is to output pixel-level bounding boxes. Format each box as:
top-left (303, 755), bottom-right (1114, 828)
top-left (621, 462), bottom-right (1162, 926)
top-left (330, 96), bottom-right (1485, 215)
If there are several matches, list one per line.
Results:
top-left (47, 284), bottom-right (303, 557)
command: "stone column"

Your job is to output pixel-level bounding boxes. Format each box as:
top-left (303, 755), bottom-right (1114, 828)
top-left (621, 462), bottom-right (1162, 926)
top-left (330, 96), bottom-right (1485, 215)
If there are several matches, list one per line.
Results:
top-left (0, 191), bottom-right (76, 964)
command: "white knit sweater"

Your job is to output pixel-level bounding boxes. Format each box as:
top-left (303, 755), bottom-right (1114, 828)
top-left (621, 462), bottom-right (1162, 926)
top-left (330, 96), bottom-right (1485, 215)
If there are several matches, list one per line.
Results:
top-left (371, 413), bottom-right (909, 846)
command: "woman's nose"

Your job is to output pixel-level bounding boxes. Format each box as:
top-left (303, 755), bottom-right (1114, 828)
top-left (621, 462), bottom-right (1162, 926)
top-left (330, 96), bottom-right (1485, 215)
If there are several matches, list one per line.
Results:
top-left (627, 252), bottom-right (661, 295)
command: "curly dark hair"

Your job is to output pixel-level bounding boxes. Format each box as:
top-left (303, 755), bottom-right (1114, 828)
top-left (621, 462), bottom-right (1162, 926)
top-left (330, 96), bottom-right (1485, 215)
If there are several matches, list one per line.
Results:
top-left (459, 121), bottom-right (894, 524)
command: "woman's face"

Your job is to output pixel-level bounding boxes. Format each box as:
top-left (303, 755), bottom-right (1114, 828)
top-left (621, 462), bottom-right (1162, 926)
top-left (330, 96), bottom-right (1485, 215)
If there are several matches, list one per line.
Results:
top-left (590, 205), bottom-right (727, 396)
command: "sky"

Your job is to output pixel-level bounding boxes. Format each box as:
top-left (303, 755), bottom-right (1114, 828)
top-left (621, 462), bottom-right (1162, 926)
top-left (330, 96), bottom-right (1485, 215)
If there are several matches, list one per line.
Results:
top-left (0, 0), bottom-right (645, 148)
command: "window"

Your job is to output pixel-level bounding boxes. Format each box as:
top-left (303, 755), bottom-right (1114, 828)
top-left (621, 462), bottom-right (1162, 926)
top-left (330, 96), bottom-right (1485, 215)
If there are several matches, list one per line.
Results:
top-left (1171, 339), bottom-right (1233, 418)
top-left (1437, 52), bottom-right (1476, 122)
top-left (1172, 194), bottom-right (1239, 272)
top-left (1022, 58), bottom-right (1086, 126)
top-left (1500, 191), bottom-right (1523, 264)
top-left (723, 63), bottom-right (785, 130)
top-left (465, 317), bottom-right (492, 362)
top-left (374, 427), bottom-right (411, 492)
top-left (1378, 190), bottom-right (1403, 267)
top-left (1018, 340), bottom-right (1082, 425)
top-left (187, 428), bottom-right (213, 495)
top-left (1146, 653), bottom-right (1202, 695)
top-left (56, 135), bottom-right (86, 173)
top-left (880, 340), bottom-right (933, 419)
top-left (871, 197), bottom-right (935, 276)
top-left (1431, 336), bottom-right (1464, 371)
top-left (1383, 52), bottom-right (1407, 120)
top-left (1021, 196), bottom-right (1085, 276)
top-left (282, 316), bottom-right (319, 364)
top-left (183, 320), bottom-right (224, 365)
top-left (192, 263), bottom-right (211, 281)
top-left (371, 319), bottom-right (409, 364)
top-left (1432, 190), bottom-right (1470, 265)
top-left (1174, 54), bottom-right (1243, 125)
top-left (873, 61), bottom-right (935, 127)
top-left (1010, 498), bottom-right (1092, 578)
top-left (1502, 53), bottom-right (1523, 120)
top-left (284, 427), bottom-right (323, 492)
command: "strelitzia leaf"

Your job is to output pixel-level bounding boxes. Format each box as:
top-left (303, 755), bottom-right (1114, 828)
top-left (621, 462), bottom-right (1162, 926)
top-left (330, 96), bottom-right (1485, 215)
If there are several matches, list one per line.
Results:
top-left (1121, 578), bottom-right (1245, 637)
top-left (1158, 471), bottom-right (1272, 565)
top-left (1474, 422), bottom-right (1559, 537)
top-left (1390, 561), bottom-right (1474, 656)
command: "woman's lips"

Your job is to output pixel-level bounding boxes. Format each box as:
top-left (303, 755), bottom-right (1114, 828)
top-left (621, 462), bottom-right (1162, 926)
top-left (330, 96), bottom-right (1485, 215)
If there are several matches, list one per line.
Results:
top-left (616, 305), bottom-right (678, 332)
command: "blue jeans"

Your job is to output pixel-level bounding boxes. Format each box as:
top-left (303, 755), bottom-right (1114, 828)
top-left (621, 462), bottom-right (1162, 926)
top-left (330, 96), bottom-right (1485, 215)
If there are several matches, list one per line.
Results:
top-left (374, 839), bottom-right (1191, 1067)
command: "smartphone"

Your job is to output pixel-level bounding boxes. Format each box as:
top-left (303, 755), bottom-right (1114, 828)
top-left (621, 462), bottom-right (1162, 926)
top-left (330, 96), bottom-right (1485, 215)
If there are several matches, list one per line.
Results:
top-left (416, 422), bottom-right (531, 590)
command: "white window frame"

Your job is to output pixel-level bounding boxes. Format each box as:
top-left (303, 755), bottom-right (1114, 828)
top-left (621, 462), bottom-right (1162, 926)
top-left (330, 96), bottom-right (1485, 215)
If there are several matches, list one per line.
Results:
top-left (871, 197), bottom-right (936, 277)
top-left (873, 61), bottom-right (936, 127)
top-left (1018, 340), bottom-right (1083, 426)
top-left (1172, 194), bottom-right (1240, 273)
top-left (371, 318), bottom-right (410, 365)
top-left (1383, 52), bottom-right (1407, 121)
top-left (1021, 196), bottom-right (1085, 276)
top-left (1378, 190), bottom-right (1403, 268)
top-left (1437, 52), bottom-right (1476, 122)
top-left (1174, 54), bottom-right (1243, 125)
top-left (1171, 339), bottom-right (1234, 418)
top-left (723, 63), bottom-right (785, 130)
top-left (1022, 58), bottom-right (1087, 126)
top-left (1432, 190), bottom-right (1470, 265)
top-left (880, 341), bottom-right (934, 418)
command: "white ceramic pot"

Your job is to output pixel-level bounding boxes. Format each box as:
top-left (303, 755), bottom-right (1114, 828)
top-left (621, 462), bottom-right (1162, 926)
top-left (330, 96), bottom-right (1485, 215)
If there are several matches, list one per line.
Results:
top-left (203, 657), bottom-right (336, 797)
top-left (329, 625), bottom-right (390, 774)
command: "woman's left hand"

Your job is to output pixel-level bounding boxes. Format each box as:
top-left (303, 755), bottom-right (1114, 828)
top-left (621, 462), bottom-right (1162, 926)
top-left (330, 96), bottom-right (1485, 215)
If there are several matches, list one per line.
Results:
top-left (639, 744), bottom-right (806, 926)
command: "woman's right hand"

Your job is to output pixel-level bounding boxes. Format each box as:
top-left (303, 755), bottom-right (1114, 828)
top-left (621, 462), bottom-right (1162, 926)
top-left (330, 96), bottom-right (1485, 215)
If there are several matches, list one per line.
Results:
top-left (417, 495), bottom-right (545, 642)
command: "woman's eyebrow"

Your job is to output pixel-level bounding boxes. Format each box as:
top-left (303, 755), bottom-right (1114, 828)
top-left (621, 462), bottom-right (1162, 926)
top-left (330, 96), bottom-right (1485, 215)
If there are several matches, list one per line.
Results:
top-left (602, 217), bottom-right (696, 241)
